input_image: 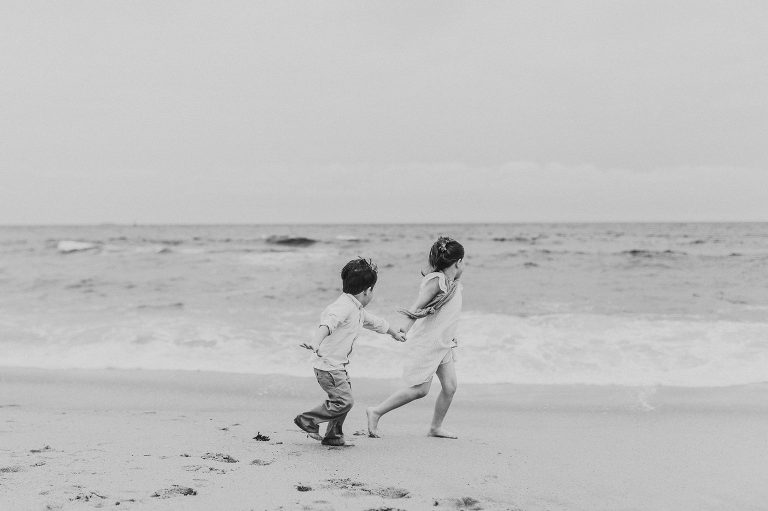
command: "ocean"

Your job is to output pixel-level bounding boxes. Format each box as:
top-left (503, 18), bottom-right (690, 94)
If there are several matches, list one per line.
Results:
top-left (1, 223), bottom-right (767, 387)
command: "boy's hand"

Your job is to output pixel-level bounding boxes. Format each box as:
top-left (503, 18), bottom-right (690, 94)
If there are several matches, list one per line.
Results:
top-left (299, 343), bottom-right (318, 353)
top-left (390, 330), bottom-right (406, 343)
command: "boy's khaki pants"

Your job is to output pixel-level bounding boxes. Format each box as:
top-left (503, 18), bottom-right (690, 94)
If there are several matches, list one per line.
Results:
top-left (298, 368), bottom-right (353, 442)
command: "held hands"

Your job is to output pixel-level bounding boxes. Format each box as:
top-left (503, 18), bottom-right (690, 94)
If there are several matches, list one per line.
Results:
top-left (299, 343), bottom-right (318, 354)
top-left (390, 328), bottom-right (407, 343)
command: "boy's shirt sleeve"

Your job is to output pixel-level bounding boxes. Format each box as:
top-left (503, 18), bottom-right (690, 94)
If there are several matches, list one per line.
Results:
top-left (319, 300), bottom-right (350, 334)
top-left (362, 309), bottom-right (390, 334)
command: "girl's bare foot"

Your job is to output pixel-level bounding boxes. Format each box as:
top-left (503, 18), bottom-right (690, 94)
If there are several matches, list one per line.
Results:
top-left (428, 427), bottom-right (457, 439)
top-left (366, 407), bottom-right (381, 438)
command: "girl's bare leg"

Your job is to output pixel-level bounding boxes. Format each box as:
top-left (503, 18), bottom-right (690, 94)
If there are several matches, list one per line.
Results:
top-left (366, 380), bottom-right (431, 437)
top-left (429, 360), bottom-right (458, 438)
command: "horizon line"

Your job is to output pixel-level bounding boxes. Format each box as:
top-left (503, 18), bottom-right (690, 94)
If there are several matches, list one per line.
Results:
top-left (2, 220), bottom-right (768, 227)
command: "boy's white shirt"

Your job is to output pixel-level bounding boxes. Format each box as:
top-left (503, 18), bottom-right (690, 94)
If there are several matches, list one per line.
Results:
top-left (313, 293), bottom-right (390, 372)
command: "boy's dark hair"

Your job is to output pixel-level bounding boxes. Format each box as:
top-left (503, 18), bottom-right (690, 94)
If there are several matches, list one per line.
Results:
top-left (427, 236), bottom-right (464, 273)
top-left (341, 258), bottom-right (378, 295)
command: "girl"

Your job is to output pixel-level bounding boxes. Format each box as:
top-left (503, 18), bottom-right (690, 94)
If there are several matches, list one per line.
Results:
top-left (366, 236), bottom-right (465, 439)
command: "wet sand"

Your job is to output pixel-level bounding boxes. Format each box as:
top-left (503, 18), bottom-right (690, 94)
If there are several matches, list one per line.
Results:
top-left (1, 367), bottom-right (767, 510)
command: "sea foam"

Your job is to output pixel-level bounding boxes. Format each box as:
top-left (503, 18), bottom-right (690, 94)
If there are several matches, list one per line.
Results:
top-left (1, 311), bottom-right (766, 387)
top-left (450, 312), bottom-right (768, 386)
top-left (57, 240), bottom-right (99, 253)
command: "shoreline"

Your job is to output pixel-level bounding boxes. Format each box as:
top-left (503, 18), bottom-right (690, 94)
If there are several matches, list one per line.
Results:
top-left (2, 367), bottom-right (768, 510)
top-left (2, 365), bottom-right (767, 412)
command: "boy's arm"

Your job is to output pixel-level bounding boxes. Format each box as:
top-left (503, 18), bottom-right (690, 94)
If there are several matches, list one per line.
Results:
top-left (300, 299), bottom-right (352, 352)
top-left (400, 278), bottom-right (441, 333)
top-left (362, 310), bottom-right (406, 342)
top-left (299, 325), bottom-right (330, 353)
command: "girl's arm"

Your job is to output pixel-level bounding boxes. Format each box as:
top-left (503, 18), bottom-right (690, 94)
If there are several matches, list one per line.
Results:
top-left (400, 278), bottom-right (441, 333)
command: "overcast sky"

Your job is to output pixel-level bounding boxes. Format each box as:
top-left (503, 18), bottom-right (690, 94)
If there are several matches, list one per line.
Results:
top-left (1, 1), bottom-right (767, 224)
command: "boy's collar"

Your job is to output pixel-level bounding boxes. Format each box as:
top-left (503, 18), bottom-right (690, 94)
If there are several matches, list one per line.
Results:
top-left (344, 293), bottom-right (363, 309)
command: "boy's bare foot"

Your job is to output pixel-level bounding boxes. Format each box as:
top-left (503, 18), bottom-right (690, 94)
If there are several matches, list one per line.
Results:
top-left (366, 407), bottom-right (381, 438)
top-left (307, 432), bottom-right (323, 441)
top-left (428, 427), bottom-right (458, 439)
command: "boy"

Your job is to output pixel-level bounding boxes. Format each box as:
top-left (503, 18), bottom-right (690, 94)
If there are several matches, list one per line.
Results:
top-left (294, 258), bottom-right (405, 446)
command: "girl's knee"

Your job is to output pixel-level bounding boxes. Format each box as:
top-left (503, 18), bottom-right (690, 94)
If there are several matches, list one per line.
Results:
top-left (413, 385), bottom-right (430, 399)
top-left (442, 381), bottom-right (457, 397)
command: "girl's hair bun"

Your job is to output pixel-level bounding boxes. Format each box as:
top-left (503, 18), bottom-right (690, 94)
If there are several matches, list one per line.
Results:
top-left (426, 236), bottom-right (464, 274)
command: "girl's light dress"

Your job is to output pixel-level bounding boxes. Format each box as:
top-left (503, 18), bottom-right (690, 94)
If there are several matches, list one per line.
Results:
top-left (402, 272), bottom-right (463, 386)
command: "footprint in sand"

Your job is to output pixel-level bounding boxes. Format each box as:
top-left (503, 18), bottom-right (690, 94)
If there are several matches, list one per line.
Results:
top-left (434, 496), bottom-right (485, 510)
top-left (183, 465), bottom-right (227, 474)
top-left (327, 478), bottom-right (365, 491)
top-left (201, 453), bottom-right (238, 463)
top-left (151, 485), bottom-right (197, 498)
top-left (69, 491), bottom-right (108, 503)
top-left (456, 497), bottom-right (483, 510)
top-left (326, 478), bottom-right (409, 499)
top-left (370, 487), bottom-right (410, 499)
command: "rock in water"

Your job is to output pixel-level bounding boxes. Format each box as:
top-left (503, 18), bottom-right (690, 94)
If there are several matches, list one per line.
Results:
top-left (265, 235), bottom-right (317, 247)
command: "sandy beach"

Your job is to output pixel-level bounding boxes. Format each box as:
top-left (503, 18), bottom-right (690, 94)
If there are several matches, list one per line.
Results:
top-left (3, 0), bottom-right (768, 505)
top-left (1, 367), bottom-right (767, 510)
